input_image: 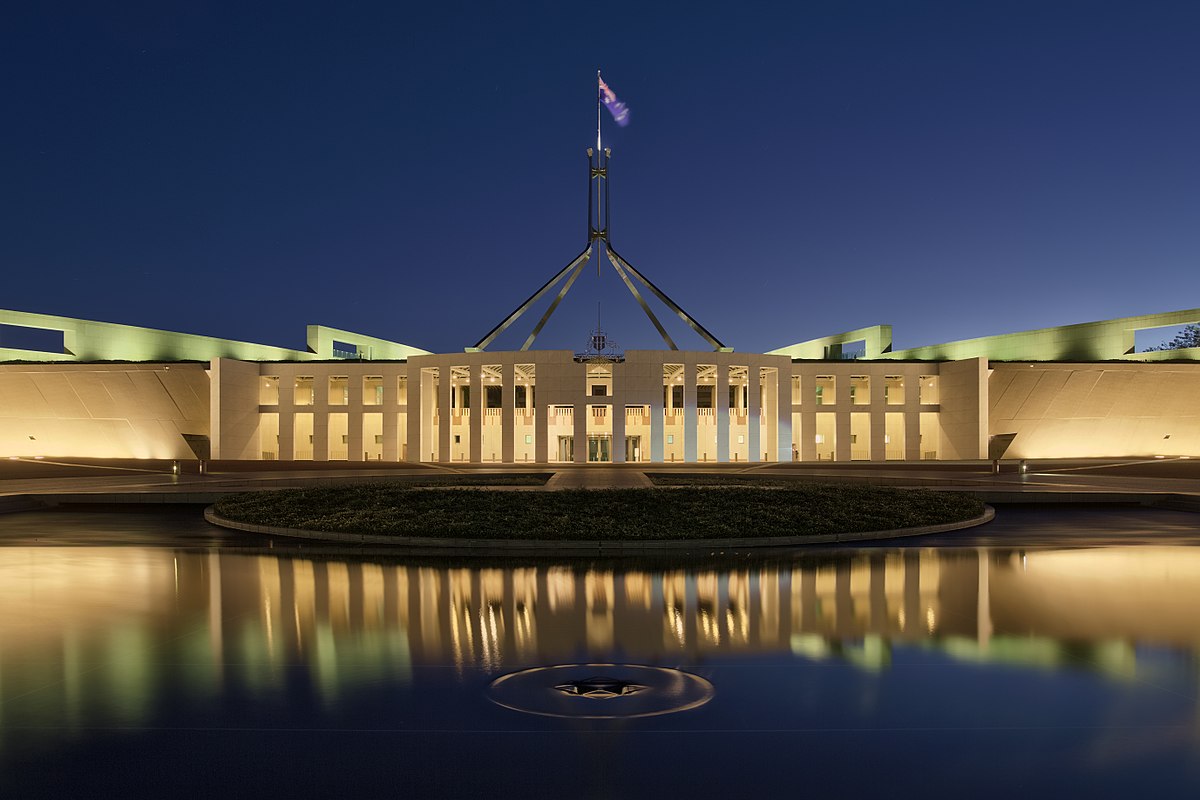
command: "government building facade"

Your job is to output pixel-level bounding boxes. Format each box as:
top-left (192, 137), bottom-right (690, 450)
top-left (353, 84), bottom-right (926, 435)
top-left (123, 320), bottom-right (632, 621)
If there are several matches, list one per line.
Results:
top-left (2, 305), bottom-right (1198, 465)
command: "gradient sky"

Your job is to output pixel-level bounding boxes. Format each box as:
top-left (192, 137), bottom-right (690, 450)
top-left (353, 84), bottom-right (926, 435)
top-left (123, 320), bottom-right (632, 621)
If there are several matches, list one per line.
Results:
top-left (3, 1), bottom-right (1199, 356)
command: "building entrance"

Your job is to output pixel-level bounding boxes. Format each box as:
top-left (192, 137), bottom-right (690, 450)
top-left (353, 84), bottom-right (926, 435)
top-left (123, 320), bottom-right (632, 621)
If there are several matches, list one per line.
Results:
top-left (588, 435), bottom-right (611, 463)
top-left (557, 436), bottom-right (574, 462)
top-left (625, 435), bottom-right (641, 462)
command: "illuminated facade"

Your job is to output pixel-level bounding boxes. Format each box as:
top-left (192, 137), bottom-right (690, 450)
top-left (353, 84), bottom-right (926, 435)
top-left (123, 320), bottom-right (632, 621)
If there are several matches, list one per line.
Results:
top-left (4, 137), bottom-right (1199, 463)
top-left (2, 305), bottom-right (1199, 462)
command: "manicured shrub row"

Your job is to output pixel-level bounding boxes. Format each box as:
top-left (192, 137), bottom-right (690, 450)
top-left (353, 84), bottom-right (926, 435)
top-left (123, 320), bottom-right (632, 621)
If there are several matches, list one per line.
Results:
top-left (213, 483), bottom-right (984, 541)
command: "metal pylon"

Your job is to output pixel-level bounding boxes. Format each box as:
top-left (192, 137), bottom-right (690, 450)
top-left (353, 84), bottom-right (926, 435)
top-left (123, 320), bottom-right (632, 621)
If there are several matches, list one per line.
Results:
top-left (470, 77), bottom-right (728, 353)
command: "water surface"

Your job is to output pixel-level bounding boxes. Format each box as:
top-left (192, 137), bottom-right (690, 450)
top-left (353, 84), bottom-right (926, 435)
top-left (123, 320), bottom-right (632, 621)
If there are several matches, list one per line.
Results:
top-left (1, 506), bottom-right (1199, 797)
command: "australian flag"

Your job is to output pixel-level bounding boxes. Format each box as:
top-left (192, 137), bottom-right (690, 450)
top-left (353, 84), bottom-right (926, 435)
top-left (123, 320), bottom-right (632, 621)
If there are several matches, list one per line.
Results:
top-left (599, 77), bottom-right (631, 127)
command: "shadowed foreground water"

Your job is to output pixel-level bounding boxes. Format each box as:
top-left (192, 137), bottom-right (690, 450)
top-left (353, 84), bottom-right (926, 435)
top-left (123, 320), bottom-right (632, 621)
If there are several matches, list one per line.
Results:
top-left (1, 506), bottom-right (1199, 797)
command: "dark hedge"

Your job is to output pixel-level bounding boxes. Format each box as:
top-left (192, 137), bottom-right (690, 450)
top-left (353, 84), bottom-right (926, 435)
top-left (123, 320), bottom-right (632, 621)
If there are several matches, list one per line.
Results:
top-left (213, 484), bottom-right (984, 541)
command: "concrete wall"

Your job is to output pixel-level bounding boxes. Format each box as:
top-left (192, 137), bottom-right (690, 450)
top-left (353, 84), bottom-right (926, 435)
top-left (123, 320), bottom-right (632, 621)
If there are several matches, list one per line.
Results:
top-left (0, 308), bottom-right (429, 362)
top-left (768, 325), bottom-right (893, 360)
top-left (0, 362), bottom-right (209, 458)
top-left (402, 350), bottom-right (789, 464)
top-left (989, 362), bottom-right (1200, 457)
top-left (769, 309), bottom-right (1200, 363)
top-left (885, 309), bottom-right (1200, 361)
top-left (938, 358), bottom-right (988, 460)
top-left (789, 362), bottom-right (942, 462)
top-left (210, 358), bottom-right (262, 460)
top-left (8, 350), bottom-right (1200, 464)
top-left (251, 361), bottom-right (414, 461)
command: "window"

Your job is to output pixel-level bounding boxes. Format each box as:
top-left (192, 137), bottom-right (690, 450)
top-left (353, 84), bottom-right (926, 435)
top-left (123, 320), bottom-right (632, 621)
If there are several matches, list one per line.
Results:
top-left (885, 376), bottom-right (904, 405)
top-left (363, 376), bottom-right (383, 405)
top-left (591, 385), bottom-right (608, 396)
top-left (815, 376), bottom-right (835, 405)
top-left (294, 377), bottom-right (314, 405)
top-left (328, 376), bottom-right (348, 405)
top-left (260, 376), bottom-right (280, 405)
top-left (919, 375), bottom-right (939, 404)
top-left (850, 376), bottom-right (869, 405)
top-left (697, 385), bottom-right (714, 408)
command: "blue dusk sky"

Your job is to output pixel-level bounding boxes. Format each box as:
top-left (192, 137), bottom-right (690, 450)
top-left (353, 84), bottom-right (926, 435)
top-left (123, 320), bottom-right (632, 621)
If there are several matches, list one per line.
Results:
top-left (3, 1), bottom-right (1199, 355)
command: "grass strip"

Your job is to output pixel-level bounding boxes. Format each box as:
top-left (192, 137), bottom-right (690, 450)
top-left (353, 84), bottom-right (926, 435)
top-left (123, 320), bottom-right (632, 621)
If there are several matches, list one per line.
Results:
top-left (213, 484), bottom-right (983, 541)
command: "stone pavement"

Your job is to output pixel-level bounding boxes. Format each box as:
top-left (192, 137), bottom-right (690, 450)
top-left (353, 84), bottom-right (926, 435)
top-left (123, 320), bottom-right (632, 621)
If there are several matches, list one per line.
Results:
top-left (1, 457), bottom-right (1199, 510)
top-left (544, 468), bottom-right (653, 490)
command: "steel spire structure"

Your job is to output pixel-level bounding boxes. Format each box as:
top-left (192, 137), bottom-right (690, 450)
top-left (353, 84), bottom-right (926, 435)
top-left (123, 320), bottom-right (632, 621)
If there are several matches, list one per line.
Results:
top-left (470, 73), bottom-right (728, 353)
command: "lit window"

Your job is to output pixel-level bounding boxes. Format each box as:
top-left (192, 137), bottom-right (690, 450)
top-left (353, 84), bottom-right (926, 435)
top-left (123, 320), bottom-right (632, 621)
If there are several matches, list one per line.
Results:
top-left (364, 376), bottom-right (383, 405)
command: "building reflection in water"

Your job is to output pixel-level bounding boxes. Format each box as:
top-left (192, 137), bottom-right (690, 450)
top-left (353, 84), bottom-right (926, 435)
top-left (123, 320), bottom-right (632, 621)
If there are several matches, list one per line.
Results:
top-left (3, 545), bottom-right (1200, 741)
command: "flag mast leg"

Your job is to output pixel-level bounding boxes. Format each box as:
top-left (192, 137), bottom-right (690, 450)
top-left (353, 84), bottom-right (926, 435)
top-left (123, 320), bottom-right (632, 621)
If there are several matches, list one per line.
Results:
top-left (596, 69), bottom-right (603, 277)
top-left (596, 69), bottom-right (602, 153)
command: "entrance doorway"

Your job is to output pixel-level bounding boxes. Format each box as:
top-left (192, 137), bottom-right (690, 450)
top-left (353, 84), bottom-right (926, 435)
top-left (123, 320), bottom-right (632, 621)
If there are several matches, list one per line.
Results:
top-left (557, 436), bottom-right (574, 462)
top-left (625, 435), bottom-right (641, 463)
top-left (588, 435), bottom-right (611, 463)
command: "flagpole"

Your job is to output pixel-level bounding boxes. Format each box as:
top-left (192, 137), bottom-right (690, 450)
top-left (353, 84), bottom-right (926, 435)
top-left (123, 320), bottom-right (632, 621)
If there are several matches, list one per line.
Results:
top-left (596, 69), bottom-right (602, 153)
top-left (596, 69), bottom-right (603, 277)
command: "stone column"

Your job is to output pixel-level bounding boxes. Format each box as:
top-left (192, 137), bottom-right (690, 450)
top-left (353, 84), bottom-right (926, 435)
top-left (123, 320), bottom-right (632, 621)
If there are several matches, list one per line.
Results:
top-left (611, 365), bottom-right (626, 464)
top-left (469, 364), bottom-right (483, 463)
top-left (383, 371), bottom-right (398, 461)
top-left (800, 408), bottom-right (816, 461)
top-left (905, 409), bottom-right (922, 461)
top-left (438, 369), bottom-right (452, 464)
top-left (716, 362), bottom-right (730, 463)
top-left (747, 362), bottom-right (761, 462)
top-left (683, 357), bottom-right (697, 463)
top-left (502, 361), bottom-right (516, 463)
top-left (348, 375), bottom-right (364, 462)
top-left (835, 407), bottom-right (851, 463)
top-left (312, 379), bottom-right (329, 461)
top-left (573, 397), bottom-right (588, 464)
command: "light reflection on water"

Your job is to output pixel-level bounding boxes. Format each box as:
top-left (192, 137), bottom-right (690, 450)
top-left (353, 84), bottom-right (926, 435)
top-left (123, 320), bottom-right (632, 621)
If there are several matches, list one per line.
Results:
top-left (3, 547), bottom-right (1200, 704)
top-left (3, 540), bottom-right (1200, 793)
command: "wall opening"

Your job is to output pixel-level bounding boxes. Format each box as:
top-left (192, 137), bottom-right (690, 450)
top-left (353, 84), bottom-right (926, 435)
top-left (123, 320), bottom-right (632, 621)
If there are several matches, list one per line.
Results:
top-left (0, 324), bottom-right (65, 354)
top-left (361, 413), bottom-right (383, 460)
top-left (1136, 323), bottom-right (1200, 353)
top-left (814, 414), bottom-right (836, 460)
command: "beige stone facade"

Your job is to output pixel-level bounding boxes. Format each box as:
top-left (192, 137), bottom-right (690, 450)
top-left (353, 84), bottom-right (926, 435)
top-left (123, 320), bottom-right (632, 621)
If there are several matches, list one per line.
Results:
top-left (3, 307), bottom-right (1200, 462)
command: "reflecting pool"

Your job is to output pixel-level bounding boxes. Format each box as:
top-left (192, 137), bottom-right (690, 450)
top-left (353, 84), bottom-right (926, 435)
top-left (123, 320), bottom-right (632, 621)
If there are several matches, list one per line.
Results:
top-left (2, 506), bottom-right (1200, 796)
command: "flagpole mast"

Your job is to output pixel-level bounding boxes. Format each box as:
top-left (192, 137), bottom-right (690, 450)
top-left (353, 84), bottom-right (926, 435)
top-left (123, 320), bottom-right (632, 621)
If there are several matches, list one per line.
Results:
top-left (596, 69), bottom-right (603, 277)
top-left (596, 69), bottom-right (602, 153)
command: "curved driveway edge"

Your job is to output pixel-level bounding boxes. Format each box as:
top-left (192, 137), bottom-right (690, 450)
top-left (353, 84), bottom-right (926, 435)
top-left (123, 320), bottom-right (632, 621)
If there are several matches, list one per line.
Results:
top-left (204, 505), bottom-right (995, 553)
